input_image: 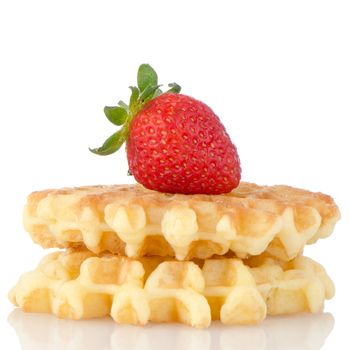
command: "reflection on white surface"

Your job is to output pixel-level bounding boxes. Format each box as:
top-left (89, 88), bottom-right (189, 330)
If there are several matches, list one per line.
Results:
top-left (8, 310), bottom-right (334, 350)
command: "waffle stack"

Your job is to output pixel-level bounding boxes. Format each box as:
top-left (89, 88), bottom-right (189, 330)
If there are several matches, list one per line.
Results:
top-left (9, 182), bottom-right (340, 328)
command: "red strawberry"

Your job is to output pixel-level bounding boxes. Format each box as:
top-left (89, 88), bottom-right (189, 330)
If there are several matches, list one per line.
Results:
top-left (90, 64), bottom-right (241, 194)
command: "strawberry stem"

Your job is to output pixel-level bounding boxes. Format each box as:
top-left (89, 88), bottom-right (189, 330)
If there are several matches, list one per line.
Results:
top-left (89, 64), bottom-right (181, 156)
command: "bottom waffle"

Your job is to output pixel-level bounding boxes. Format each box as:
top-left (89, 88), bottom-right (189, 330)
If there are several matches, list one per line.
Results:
top-left (9, 249), bottom-right (334, 328)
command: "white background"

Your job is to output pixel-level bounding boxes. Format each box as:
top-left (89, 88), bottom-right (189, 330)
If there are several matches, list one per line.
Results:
top-left (0, 1), bottom-right (349, 349)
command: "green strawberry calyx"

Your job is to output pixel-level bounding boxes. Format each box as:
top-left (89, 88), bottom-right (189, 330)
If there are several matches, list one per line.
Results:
top-left (89, 64), bottom-right (181, 156)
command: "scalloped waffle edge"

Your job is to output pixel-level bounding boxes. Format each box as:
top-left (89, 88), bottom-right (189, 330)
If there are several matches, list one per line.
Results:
top-left (9, 249), bottom-right (334, 328)
top-left (23, 182), bottom-right (340, 261)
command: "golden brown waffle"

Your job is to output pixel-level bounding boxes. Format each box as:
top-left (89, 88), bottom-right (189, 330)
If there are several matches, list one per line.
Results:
top-left (23, 182), bottom-right (340, 261)
top-left (9, 249), bottom-right (334, 328)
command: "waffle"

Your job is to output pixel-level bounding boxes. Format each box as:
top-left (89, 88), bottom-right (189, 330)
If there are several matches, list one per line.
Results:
top-left (9, 249), bottom-right (334, 328)
top-left (23, 182), bottom-right (340, 261)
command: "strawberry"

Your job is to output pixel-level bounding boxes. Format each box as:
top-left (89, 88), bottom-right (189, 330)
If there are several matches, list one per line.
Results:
top-left (90, 64), bottom-right (241, 194)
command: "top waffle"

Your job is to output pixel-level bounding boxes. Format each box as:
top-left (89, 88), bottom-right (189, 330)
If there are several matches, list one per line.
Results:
top-left (24, 182), bottom-right (340, 261)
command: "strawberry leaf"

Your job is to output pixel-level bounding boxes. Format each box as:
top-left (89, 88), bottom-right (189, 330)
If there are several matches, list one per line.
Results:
top-left (104, 106), bottom-right (128, 126)
top-left (90, 64), bottom-right (182, 159)
top-left (129, 86), bottom-right (139, 108)
top-left (89, 130), bottom-right (126, 155)
top-left (118, 100), bottom-right (129, 110)
top-left (140, 84), bottom-right (162, 103)
top-left (167, 82), bottom-right (181, 93)
top-left (153, 88), bottom-right (163, 98)
top-left (137, 64), bottom-right (158, 92)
